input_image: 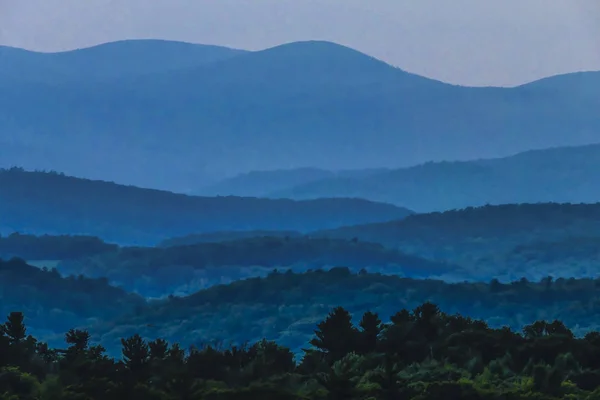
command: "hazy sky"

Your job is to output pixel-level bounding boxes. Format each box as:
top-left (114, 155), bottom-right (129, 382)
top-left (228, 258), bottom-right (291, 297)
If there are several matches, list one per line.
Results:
top-left (1, 0), bottom-right (599, 86)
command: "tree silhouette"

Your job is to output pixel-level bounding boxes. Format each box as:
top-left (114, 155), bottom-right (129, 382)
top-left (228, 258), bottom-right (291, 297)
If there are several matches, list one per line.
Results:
top-left (358, 311), bottom-right (383, 354)
top-left (121, 333), bottom-right (150, 384)
top-left (309, 306), bottom-right (359, 363)
top-left (65, 329), bottom-right (91, 353)
top-left (3, 312), bottom-right (26, 345)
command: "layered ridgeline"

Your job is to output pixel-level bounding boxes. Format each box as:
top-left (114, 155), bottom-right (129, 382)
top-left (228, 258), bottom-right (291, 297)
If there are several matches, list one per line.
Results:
top-left (7, 202), bottom-right (600, 297)
top-left (0, 232), bottom-right (117, 260)
top-left (0, 39), bottom-right (246, 83)
top-left (155, 202), bottom-right (600, 283)
top-left (0, 257), bottom-right (144, 348)
top-left (8, 255), bottom-right (600, 374)
top-left (55, 236), bottom-right (457, 296)
top-left (157, 230), bottom-right (304, 247)
top-left (8, 298), bottom-right (600, 399)
top-left (315, 202), bottom-right (600, 281)
top-left (0, 232), bottom-right (454, 297)
top-left (73, 269), bottom-right (600, 358)
top-left (2, 39), bottom-right (599, 191)
top-left (0, 168), bottom-right (412, 245)
top-left (202, 144), bottom-right (600, 212)
top-left (198, 167), bottom-right (390, 198)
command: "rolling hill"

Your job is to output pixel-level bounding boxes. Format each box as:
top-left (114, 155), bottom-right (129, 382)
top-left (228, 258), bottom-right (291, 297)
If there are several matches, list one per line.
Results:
top-left (0, 168), bottom-right (412, 245)
top-left (2, 40), bottom-right (599, 192)
top-left (0, 232), bottom-right (117, 260)
top-left (263, 144), bottom-right (600, 212)
top-left (0, 39), bottom-right (246, 83)
top-left (157, 230), bottom-right (304, 247)
top-left (197, 167), bottom-right (389, 197)
top-left (0, 257), bottom-right (143, 347)
top-left (57, 236), bottom-right (457, 297)
top-left (314, 202), bottom-right (600, 280)
top-left (90, 269), bottom-right (600, 356)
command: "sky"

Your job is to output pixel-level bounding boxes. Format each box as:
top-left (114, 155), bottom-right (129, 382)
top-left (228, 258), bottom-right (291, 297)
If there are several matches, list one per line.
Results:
top-left (1, 0), bottom-right (599, 86)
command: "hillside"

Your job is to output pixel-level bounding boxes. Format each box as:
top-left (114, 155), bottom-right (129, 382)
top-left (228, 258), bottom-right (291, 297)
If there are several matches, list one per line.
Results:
top-left (314, 203), bottom-right (600, 279)
top-left (10, 292), bottom-right (600, 399)
top-left (0, 257), bottom-right (143, 347)
top-left (150, 203), bottom-right (600, 286)
top-left (0, 232), bottom-right (117, 260)
top-left (264, 144), bottom-right (600, 212)
top-left (197, 167), bottom-right (389, 197)
top-left (2, 40), bottom-right (599, 191)
top-left (57, 236), bottom-right (455, 297)
top-left (92, 269), bottom-right (600, 356)
top-left (496, 236), bottom-right (600, 280)
top-left (157, 230), bottom-right (304, 247)
top-left (0, 39), bottom-right (246, 84)
top-left (198, 168), bottom-right (337, 197)
top-left (0, 168), bottom-right (412, 245)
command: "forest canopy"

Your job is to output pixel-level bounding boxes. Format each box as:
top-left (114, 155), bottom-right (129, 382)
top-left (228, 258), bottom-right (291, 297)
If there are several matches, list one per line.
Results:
top-left (3, 301), bottom-right (600, 399)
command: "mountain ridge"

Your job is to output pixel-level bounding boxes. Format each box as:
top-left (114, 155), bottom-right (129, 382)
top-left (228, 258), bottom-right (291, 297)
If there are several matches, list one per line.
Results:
top-left (2, 39), bottom-right (600, 191)
top-left (0, 39), bottom-right (247, 84)
top-left (249, 143), bottom-right (600, 212)
top-left (9, 39), bottom-right (598, 88)
top-left (0, 168), bottom-right (413, 245)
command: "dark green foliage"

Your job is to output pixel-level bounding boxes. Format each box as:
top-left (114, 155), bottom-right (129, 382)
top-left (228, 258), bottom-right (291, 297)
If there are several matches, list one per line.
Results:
top-left (309, 307), bottom-right (359, 363)
top-left (3, 313), bottom-right (26, 345)
top-left (93, 269), bottom-right (600, 358)
top-left (0, 257), bottom-right (144, 344)
top-left (3, 304), bottom-right (600, 399)
top-left (358, 311), bottom-right (384, 355)
top-left (12, 255), bottom-right (600, 364)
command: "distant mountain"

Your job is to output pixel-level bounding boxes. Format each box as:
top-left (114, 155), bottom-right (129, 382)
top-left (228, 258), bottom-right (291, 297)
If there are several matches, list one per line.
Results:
top-left (0, 232), bottom-right (117, 260)
top-left (0, 39), bottom-right (246, 83)
top-left (157, 230), bottom-right (303, 247)
top-left (0, 168), bottom-right (412, 245)
top-left (316, 202), bottom-right (600, 248)
top-left (2, 40), bottom-right (599, 192)
top-left (198, 168), bottom-right (336, 197)
top-left (60, 236), bottom-right (456, 297)
top-left (314, 202), bottom-right (600, 280)
top-left (197, 167), bottom-right (389, 197)
top-left (268, 144), bottom-right (600, 212)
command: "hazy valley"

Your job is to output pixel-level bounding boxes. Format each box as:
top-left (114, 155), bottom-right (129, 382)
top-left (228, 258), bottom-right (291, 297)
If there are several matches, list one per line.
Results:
top-left (2, 36), bottom-right (600, 399)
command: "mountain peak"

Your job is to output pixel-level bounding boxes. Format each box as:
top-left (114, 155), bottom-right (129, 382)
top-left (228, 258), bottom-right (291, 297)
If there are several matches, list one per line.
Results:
top-left (0, 39), bottom-right (247, 83)
top-left (196, 39), bottom-right (443, 89)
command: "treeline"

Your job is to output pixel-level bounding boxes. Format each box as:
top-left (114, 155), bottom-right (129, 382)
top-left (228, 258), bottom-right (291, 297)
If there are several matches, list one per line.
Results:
top-left (0, 258), bottom-right (144, 342)
top-left (0, 232), bottom-right (117, 260)
top-left (4, 303), bottom-right (600, 399)
top-left (316, 203), bottom-right (600, 278)
top-left (157, 230), bottom-right (303, 247)
top-left (11, 255), bottom-right (600, 364)
top-left (95, 268), bottom-right (600, 358)
top-left (318, 202), bottom-right (600, 247)
top-left (58, 237), bottom-right (455, 296)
